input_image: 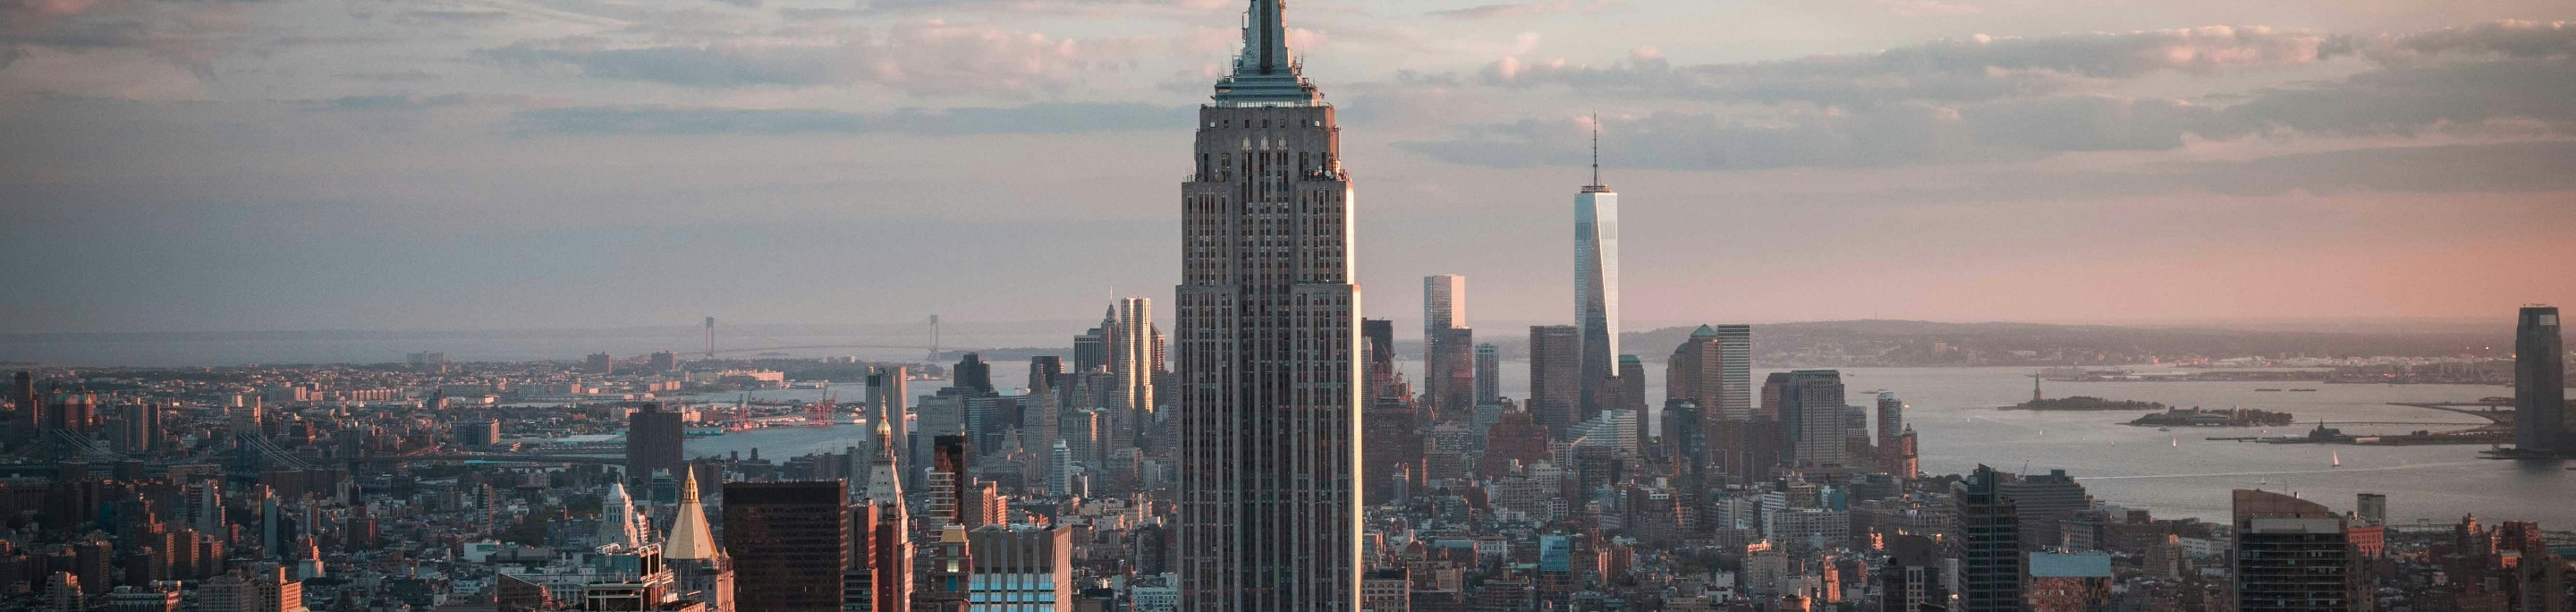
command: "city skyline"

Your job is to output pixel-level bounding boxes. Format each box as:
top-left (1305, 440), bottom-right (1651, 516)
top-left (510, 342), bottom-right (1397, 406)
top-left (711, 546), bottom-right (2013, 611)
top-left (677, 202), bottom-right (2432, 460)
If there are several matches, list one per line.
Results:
top-left (1174, 0), bottom-right (1362, 607)
top-left (3, 1), bottom-right (2574, 611)
top-left (5, 2), bottom-right (2576, 334)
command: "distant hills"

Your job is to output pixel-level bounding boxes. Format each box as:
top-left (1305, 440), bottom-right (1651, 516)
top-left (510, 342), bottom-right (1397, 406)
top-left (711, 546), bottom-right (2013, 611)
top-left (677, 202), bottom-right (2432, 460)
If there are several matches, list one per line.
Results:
top-left (1356, 319), bottom-right (2509, 367)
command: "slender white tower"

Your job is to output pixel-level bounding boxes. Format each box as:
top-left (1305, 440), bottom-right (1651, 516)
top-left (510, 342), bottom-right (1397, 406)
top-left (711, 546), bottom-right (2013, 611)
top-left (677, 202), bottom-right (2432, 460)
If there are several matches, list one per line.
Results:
top-left (1574, 116), bottom-right (1621, 419)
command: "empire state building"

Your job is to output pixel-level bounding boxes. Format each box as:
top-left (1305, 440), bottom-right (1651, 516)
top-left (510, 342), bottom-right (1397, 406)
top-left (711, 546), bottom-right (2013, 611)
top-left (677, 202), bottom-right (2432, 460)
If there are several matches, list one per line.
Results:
top-left (1174, 0), bottom-right (1362, 609)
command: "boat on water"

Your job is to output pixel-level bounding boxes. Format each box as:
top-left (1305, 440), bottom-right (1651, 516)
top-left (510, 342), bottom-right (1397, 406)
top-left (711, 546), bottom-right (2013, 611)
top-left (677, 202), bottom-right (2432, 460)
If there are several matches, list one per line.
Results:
top-left (2332, 451), bottom-right (2342, 467)
top-left (2171, 437), bottom-right (2180, 447)
top-left (2256, 388), bottom-right (2284, 392)
top-left (2157, 427), bottom-right (2172, 432)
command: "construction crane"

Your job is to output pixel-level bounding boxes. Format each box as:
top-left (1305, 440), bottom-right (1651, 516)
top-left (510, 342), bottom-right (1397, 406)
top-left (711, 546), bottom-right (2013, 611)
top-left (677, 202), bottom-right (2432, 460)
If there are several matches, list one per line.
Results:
top-left (809, 391), bottom-right (838, 427)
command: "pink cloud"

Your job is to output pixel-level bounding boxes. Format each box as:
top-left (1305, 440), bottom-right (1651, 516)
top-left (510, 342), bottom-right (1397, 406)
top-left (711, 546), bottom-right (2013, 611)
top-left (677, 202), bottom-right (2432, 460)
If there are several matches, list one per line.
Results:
top-left (1883, 0), bottom-right (1981, 17)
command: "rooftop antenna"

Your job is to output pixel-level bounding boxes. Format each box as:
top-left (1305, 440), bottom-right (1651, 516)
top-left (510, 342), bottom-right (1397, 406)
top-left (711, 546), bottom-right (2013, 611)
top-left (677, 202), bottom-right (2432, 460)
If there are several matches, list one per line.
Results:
top-left (1589, 113), bottom-right (1601, 188)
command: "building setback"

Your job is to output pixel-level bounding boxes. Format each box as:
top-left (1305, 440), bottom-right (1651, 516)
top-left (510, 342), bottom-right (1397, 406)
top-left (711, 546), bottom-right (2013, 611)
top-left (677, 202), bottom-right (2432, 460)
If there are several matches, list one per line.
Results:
top-left (1174, 0), bottom-right (1364, 608)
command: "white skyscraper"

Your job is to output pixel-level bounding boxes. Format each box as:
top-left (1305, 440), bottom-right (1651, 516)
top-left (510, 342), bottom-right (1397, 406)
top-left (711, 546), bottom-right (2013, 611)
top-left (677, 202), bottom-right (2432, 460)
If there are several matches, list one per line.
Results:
top-left (1573, 124), bottom-right (1620, 419)
top-left (597, 481), bottom-right (642, 548)
top-left (1107, 297), bottom-right (1162, 417)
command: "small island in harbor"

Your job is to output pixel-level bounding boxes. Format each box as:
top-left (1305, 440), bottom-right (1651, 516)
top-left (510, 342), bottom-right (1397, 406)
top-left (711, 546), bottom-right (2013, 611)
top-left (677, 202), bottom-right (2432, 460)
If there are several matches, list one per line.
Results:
top-left (2127, 406), bottom-right (2298, 428)
top-left (1999, 395), bottom-right (2168, 411)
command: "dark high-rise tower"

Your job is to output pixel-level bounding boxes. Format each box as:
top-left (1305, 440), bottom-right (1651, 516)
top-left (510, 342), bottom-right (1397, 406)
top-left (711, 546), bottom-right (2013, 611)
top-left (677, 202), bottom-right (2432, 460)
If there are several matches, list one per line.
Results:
top-left (1362, 319), bottom-right (1404, 409)
top-left (12, 371), bottom-right (33, 433)
top-left (1473, 344), bottom-right (1501, 407)
top-left (953, 353), bottom-right (993, 395)
top-left (1424, 275), bottom-right (1474, 421)
top-left (722, 481), bottom-right (848, 612)
top-left (2515, 306), bottom-right (2564, 455)
top-left (1775, 370), bottom-right (1848, 468)
top-left (1529, 326), bottom-right (1582, 438)
top-left (2231, 489), bottom-right (2360, 612)
top-left (1175, 0), bottom-right (1361, 608)
top-left (1875, 392), bottom-right (1904, 449)
top-left (1955, 465), bottom-right (2022, 612)
top-left (1882, 534), bottom-right (1949, 612)
top-left (627, 403), bottom-right (686, 486)
top-left (1027, 356), bottom-right (1063, 395)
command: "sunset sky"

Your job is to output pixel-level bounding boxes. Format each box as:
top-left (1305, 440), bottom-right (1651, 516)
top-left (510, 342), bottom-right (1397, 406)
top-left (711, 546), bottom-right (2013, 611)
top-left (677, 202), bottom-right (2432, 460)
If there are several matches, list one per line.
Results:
top-left (4, 0), bottom-right (2572, 334)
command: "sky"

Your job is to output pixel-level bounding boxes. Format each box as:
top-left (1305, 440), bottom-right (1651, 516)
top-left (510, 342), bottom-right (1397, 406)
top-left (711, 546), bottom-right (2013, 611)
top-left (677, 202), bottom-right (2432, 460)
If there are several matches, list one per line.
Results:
top-left (3, 0), bottom-right (2573, 335)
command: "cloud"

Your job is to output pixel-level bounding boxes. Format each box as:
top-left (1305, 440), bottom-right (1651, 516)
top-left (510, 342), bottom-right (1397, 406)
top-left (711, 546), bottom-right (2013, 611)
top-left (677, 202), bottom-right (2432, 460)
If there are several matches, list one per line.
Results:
top-left (1406, 21), bottom-right (2576, 171)
top-left (390, 10), bottom-right (515, 27)
top-left (1466, 26), bottom-right (2344, 106)
top-left (2169, 140), bottom-right (2576, 196)
top-left (1, 0), bottom-right (106, 21)
top-left (2225, 57), bottom-right (2576, 136)
top-left (507, 102), bottom-right (1191, 136)
top-left (316, 93), bottom-right (481, 112)
top-left (1401, 106), bottom-right (1978, 170)
top-left (2375, 20), bottom-right (2575, 63)
top-left (0, 0), bottom-right (267, 98)
top-left (1402, 55), bottom-right (2576, 171)
top-left (837, 0), bottom-right (1224, 16)
top-left (483, 38), bottom-right (841, 88)
top-left (1880, 0), bottom-right (1980, 18)
top-left (480, 22), bottom-right (1135, 95)
top-left (1428, 1), bottom-right (1621, 21)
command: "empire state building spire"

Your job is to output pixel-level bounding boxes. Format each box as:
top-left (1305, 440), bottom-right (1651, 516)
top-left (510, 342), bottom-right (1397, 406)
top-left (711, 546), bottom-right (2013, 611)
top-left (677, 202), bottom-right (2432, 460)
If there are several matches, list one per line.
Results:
top-left (1214, 0), bottom-right (1318, 106)
top-left (1242, 0), bottom-right (1290, 75)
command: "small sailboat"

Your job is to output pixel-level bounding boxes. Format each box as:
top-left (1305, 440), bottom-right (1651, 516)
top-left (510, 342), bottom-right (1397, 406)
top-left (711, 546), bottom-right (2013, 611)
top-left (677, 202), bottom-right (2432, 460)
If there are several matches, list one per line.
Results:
top-left (2332, 451), bottom-right (2341, 468)
top-left (2171, 437), bottom-right (2180, 447)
